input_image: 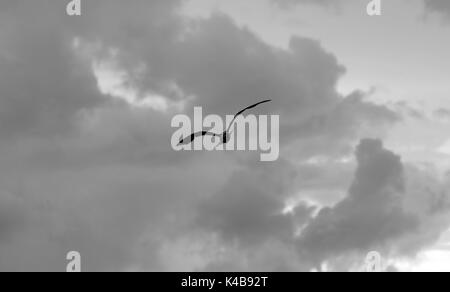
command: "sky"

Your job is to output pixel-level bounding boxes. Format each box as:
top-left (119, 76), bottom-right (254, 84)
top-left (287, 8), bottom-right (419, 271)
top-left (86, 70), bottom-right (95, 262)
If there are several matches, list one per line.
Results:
top-left (0, 0), bottom-right (449, 272)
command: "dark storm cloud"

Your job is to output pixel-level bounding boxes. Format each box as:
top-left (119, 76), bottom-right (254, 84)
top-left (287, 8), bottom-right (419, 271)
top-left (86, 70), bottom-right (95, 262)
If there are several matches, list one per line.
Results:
top-left (198, 181), bottom-right (293, 245)
top-left (297, 139), bottom-right (419, 265)
top-left (172, 18), bottom-right (345, 115)
top-left (283, 90), bottom-right (398, 159)
top-left (196, 160), bottom-right (312, 246)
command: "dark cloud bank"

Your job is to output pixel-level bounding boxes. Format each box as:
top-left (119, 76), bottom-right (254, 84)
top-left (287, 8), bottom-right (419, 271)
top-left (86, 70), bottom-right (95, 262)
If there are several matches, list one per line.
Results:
top-left (0, 0), bottom-right (448, 271)
top-left (424, 0), bottom-right (450, 16)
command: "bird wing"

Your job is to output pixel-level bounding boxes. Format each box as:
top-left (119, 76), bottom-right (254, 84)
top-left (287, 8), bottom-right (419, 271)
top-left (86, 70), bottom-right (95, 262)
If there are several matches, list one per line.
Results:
top-left (226, 99), bottom-right (272, 132)
top-left (178, 131), bottom-right (220, 145)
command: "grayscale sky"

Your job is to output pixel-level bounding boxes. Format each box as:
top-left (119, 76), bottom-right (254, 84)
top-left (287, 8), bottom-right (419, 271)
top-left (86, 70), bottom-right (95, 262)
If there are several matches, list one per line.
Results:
top-left (0, 0), bottom-right (449, 271)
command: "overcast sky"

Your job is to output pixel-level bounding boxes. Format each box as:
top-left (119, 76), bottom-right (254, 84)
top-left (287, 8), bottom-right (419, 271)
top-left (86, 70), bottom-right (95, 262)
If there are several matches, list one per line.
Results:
top-left (0, 0), bottom-right (450, 271)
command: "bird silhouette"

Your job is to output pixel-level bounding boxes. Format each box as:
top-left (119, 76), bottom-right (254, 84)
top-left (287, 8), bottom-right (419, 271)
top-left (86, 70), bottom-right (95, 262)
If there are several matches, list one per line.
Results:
top-left (178, 99), bottom-right (272, 146)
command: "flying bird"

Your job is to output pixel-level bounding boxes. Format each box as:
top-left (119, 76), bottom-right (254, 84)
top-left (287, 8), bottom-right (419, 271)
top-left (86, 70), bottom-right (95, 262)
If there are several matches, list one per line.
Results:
top-left (178, 99), bottom-right (272, 146)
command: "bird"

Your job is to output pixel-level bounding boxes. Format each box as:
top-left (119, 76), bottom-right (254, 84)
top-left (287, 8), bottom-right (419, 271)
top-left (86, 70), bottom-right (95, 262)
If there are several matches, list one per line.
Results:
top-left (178, 99), bottom-right (272, 146)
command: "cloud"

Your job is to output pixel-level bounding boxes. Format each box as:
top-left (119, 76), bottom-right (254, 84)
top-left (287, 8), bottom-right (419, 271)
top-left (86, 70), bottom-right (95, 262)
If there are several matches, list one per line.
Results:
top-left (196, 160), bottom-right (310, 246)
top-left (424, 0), bottom-right (450, 17)
top-left (297, 139), bottom-right (419, 267)
top-left (0, 3), bottom-right (105, 140)
top-left (434, 108), bottom-right (450, 121)
top-left (179, 139), bottom-right (449, 271)
top-left (394, 165), bottom-right (450, 258)
top-left (293, 139), bottom-right (450, 271)
top-left (0, 0), bottom-right (435, 272)
top-left (0, 192), bottom-right (27, 242)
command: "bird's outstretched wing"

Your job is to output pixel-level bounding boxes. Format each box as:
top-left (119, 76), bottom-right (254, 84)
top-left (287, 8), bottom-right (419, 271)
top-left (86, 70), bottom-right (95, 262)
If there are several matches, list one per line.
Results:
top-left (226, 99), bottom-right (272, 132)
top-left (178, 131), bottom-right (220, 145)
